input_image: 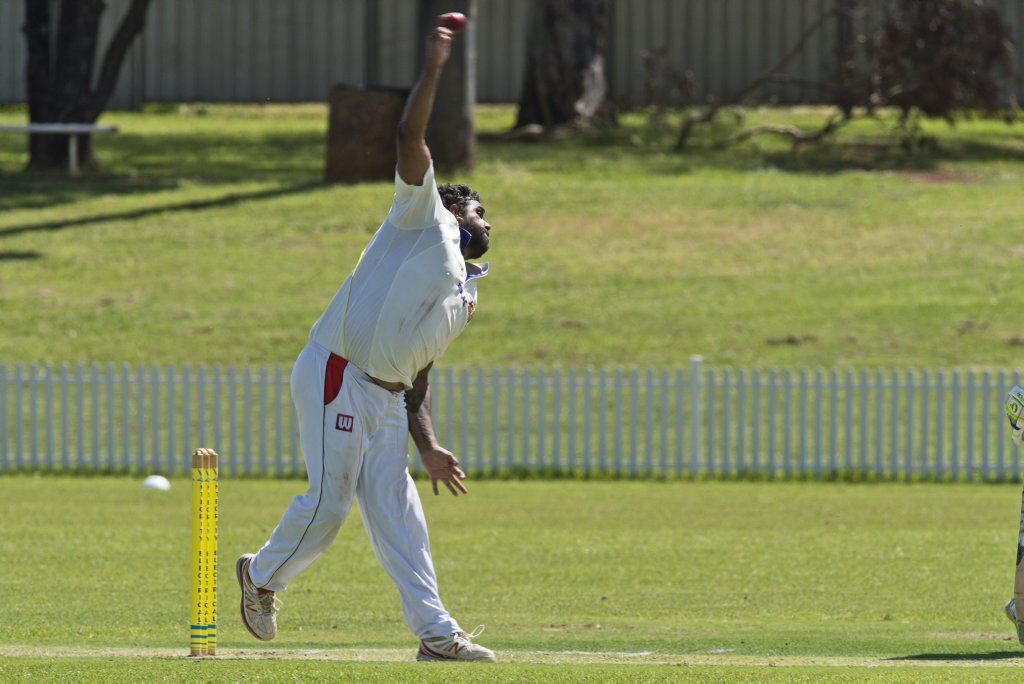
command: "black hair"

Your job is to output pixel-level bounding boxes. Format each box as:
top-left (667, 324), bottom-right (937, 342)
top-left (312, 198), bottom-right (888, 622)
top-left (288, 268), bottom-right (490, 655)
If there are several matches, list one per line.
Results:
top-left (437, 183), bottom-right (481, 211)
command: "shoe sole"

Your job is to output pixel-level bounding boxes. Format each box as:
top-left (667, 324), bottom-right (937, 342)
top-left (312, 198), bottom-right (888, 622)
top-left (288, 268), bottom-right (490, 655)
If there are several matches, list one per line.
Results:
top-left (236, 554), bottom-right (274, 642)
top-left (416, 653), bottom-right (497, 663)
top-left (417, 644), bottom-right (496, 662)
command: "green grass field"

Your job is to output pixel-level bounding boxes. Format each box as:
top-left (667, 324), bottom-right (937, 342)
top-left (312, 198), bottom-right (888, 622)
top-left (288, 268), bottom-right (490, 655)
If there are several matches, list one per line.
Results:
top-left (1, 103), bottom-right (1024, 369)
top-left (4, 104), bottom-right (1024, 680)
top-left (2, 477), bottom-right (1024, 681)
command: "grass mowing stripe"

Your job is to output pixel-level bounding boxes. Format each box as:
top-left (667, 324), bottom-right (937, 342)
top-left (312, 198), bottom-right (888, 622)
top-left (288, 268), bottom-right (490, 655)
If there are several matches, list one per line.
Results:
top-left (2, 645), bottom-right (1024, 668)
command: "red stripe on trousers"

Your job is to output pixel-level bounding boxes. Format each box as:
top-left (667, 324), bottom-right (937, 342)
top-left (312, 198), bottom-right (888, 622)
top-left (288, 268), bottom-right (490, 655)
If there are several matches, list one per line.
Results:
top-left (324, 353), bottom-right (348, 405)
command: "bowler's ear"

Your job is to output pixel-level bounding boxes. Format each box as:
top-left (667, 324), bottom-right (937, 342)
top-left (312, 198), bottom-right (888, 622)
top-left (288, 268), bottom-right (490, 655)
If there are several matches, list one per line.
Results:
top-left (447, 203), bottom-right (462, 218)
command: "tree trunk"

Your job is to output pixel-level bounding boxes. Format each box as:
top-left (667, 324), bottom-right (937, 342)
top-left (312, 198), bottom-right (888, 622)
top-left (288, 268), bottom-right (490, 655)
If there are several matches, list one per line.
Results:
top-left (22, 0), bottom-right (152, 172)
top-left (515, 0), bottom-right (612, 129)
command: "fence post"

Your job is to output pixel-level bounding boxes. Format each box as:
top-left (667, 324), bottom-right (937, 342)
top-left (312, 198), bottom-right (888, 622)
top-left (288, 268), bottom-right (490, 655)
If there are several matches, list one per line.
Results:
top-left (566, 367), bottom-right (575, 474)
top-left (768, 369), bottom-right (777, 479)
top-left (889, 369), bottom-right (899, 480)
top-left (490, 367), bottom-right (500, 474)
top-left (461, 367), bottom-right (471, 472)
top-left (675, 367), bottom-right (684, 476)
top-left (259, 365), bottom-right (269, 477)
top-left (166, 364), bottom-right (175, 475)
top-left (752, 369), bottom-right (761, 475)
top-left (721, 368), bottom-right (730, 479)
top-left (476, 367), bottom-right (486, 474)
top-left (736, 368), bottom-right (746, 477)
top-left (29, 364), bottom-right (38, 470)
top-left (1011, 368), bottom-right (1019, 481)
top-left (829, 369), bottom-right (839, 476)
top-left (921, 368), bottom-right (929, 481)
top-left (798, 370), bottom-right (806, 479)
top-left (44, 363), bottom-right (53, 470)
top-left (997, 370), bottom-right (1007, 480)
top-left (15, 364), bottom-right (24, 469)
top-left (935, 370), bottom-right (944, 481)
top-left (659, 368), bottom-right (669, 478)
top-left (538, 367), bottom-right (547, 471)
top-left (982, 370), bottom-right (991, 480)
top-left (274, 365), bottom-right (284, 477)
top-left (76, 364), bottom-right (85, 471)
top-left (875, 369), bottom-right (884, 480)
top-left (614, 368), bottom-right (623, 476)
top-left (120, 364), bottom-right (130, 472)
top-left (213, 366), bottom-right (222, 467)
top-left (704, 366), bottom-right (715, 477)
top-left (642, 368), bottom-right (652, 476)
top-left (243, 365), bottom-right (253, 477)
top-left (689, 355), bottom-right (702, 478)
top-left (59, 363), bottom-right (69, 471)
top-left (0, 364), bottom-right (6, 470)
top-left (506, 367), bottom-right (516, 473)
top-left (521, 367), bottom-right (532, 470)
top-left (629, 368), bottom-right (638, 477)
top-left (583, 367), bottom-right (593, 476)
top-left (782, 370), bottom-right (790, 479)
top-left (951, 369), bottom-right (961, 482)
top-left (91, 363), bottom-right (100, 471)
top-left (552, 367), bottom-right (561, 472)
top-left (599, 368), bottom-right (607, 474)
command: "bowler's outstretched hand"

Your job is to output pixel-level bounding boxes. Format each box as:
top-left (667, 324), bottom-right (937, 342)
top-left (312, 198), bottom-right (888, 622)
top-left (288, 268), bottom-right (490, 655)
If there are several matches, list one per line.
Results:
top-left (421, 446), bottom-right (468, 496)
top-left (426, 25), bottom-right (454, 68)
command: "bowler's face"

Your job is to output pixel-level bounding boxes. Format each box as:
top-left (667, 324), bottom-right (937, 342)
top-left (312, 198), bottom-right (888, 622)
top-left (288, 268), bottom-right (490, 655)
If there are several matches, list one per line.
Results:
top-left (455, 200), bottom-right (490, 259)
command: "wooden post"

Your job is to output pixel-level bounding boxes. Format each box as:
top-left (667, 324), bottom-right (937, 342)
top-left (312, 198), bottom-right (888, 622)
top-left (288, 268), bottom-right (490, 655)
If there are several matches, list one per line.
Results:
top-left (68, 134), bottom-right (79, 176)
top-left (324, 85), bottom-right (409, 183)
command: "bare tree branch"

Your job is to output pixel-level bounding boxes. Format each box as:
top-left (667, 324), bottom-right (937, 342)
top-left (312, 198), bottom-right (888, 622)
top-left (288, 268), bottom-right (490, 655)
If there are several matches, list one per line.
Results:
top-left (85, 0), bottom-right (152, 121)
top-left (718, 115), bottom-right (849, 148)
top-left (675, 8), bottom-right (840, 150)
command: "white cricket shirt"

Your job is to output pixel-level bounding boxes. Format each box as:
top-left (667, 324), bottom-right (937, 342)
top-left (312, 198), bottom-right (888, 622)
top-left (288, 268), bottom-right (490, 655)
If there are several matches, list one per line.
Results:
top-left (308, 164), bottom-right (486, 388)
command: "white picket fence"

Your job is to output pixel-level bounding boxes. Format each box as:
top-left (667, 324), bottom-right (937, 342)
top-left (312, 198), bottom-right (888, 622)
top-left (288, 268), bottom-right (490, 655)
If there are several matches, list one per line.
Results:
top-left (0, 357), bottom-right (1020, 481)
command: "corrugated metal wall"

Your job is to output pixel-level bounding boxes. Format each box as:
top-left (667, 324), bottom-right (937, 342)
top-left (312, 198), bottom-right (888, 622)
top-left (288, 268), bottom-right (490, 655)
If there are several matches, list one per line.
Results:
top-left (1, 0), bottom-right (1021, 107)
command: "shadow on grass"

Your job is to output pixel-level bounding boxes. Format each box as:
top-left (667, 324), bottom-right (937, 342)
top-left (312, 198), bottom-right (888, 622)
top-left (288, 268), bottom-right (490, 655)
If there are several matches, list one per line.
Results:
top-left (0, 181), bottom-right (323, 240)
top-left (0, 130), bottom-right (325, 212)
top-left (887, 652), bottom-right (1023, 662)
top-left (762, 139), bottom-right (1024, 175)
top-left (0, 173), bottom-right (179, 213)
top-left (0, 249), bottom-right (42, 261)
top-left (109, 131), bottom-right (325, 181)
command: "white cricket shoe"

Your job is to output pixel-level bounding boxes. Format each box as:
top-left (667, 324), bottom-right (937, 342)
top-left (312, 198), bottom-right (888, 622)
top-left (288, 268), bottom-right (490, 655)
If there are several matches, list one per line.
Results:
top-left (236, 553), bottom-right (280, 641)
top-left (1005, 598), bottom-right (1024, 644)
top-left (417, 625), bottom-right (497, 662)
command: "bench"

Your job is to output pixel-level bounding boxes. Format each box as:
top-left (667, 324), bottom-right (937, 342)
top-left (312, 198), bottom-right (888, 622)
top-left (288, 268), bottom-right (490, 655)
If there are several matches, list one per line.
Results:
top-left (0, 123), bottom-right (118, 176)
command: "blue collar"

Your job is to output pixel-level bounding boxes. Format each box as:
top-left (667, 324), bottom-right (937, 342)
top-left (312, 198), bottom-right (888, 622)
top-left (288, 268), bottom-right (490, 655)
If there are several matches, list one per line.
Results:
top-left (466, 262), bottom-right (489, 280)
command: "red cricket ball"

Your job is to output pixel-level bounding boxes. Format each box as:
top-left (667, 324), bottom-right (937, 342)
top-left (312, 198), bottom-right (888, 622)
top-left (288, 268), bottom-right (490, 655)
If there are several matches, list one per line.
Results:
top-left (438, 12), bottom-right (467, 33)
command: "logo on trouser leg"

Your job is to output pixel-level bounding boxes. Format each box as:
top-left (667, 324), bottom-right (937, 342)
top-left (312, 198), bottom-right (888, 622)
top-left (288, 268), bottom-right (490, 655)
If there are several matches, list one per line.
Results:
top-left (335, 413), bottom-right (354, 432)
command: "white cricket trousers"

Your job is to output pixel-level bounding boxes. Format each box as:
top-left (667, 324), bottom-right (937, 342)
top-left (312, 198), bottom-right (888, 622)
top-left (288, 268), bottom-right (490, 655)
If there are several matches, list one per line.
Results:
top-left (248, 342), bottom-right (461, 639)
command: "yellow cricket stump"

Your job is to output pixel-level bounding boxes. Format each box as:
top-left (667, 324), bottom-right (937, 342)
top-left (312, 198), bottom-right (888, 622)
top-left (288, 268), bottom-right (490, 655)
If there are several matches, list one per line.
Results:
top-left (190, 448), bottom-right (219, 657)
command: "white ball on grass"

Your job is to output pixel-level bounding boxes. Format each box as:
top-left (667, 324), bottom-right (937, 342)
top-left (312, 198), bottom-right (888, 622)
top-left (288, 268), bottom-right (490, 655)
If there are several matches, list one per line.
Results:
top-left (142, 474), bottom-right (171, 491)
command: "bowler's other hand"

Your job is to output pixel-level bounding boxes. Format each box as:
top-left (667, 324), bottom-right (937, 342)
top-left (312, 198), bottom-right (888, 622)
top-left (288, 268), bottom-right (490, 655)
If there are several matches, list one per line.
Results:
top-left (421, 446), bottom-right (468, 496)
top-left (425, 25), bottom-right (454, 68)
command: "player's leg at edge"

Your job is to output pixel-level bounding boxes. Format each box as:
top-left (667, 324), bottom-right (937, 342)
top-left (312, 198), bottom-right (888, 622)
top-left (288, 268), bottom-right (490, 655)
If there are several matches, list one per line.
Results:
top-left (1003, 386), bottom-right (1024, 644)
